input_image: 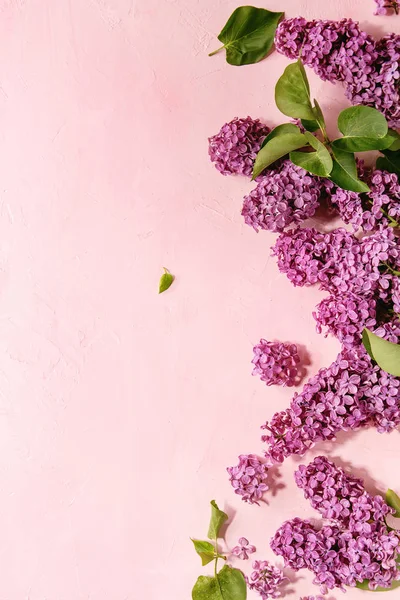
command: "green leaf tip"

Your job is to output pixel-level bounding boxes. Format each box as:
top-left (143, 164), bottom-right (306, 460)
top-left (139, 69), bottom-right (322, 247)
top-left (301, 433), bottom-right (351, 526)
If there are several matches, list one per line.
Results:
top-left (356, 579), bottom-right (400, 592)
top-left (386, 489), bottom-right (400, 518)
top-left (159, 267), bottom-right (174, 294)
top-left (362, 328), bottom-right (400, 377)
top-left (210, 6), bottom-right (283, 66)
top-left (208, 500), bottom-right (228, 540)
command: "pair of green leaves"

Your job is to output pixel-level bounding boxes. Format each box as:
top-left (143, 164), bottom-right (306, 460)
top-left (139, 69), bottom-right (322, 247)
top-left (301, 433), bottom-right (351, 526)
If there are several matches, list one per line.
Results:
top-left (356, 489), bottom-right (400, 591)
top-left (192, 501), bottom-right (246, 600)
top-left (209, 6), bottom-right (283, 66)
top-left (254, 60), bottom-right (399, 193)
top-left (192, 500), bottom-right (228, 565)
top-left (362, 329), bottom-right (400, 377)
top-left (253, 61), bottom-right (337, 181)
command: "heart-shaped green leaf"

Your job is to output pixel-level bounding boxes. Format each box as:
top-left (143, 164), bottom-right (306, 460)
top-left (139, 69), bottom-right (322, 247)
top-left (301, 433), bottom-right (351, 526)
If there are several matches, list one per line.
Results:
top-left (275, 60), bottom-right (315, 121)
top-left (377, 150), bottom-right (400, 178)
top-left (192, 566), bottom-right (247, 600)
top-left (362, 328), bottom-right (400, 377)
top-left (356, 579), bottom-right (400, 592)
top-left (159, 268), bottom-right (174, 294)
top-left (261, 123), bottom-right (301, 149)
top-left (208, 500), bottom-right (228, 540)
top-left (252, 132), bottom-right (307, 179)
top-left (209, 6), bottom-right (283, 66)
top-left (191, 539), bottom-right (217, 566)
top-left (330, 147), bottom-right (370, 193)
top-left (338, 106), bottom-right (388, 139)
top-left (386, 489), bottom-right (400, 518)
top-left (290, 131), bottom-right (333, 177)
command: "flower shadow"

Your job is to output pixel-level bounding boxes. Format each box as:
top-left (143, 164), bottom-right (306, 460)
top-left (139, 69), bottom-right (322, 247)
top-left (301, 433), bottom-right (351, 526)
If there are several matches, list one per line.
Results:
top-left (290, 428), bottom-right (364, 464)
top-left (324, 454), bottom-right (382, 497)
top-left (267, 463), bottom-right (286, 497)
top-left (280, 569), bottom-right (303, 596)
top-left (293, 343), bottom-right (312, 387)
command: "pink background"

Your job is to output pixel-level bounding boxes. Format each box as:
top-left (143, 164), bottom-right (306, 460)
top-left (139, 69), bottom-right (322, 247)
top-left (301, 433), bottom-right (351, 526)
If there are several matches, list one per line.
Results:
top-left (0, 0), bottom-right (399, 598)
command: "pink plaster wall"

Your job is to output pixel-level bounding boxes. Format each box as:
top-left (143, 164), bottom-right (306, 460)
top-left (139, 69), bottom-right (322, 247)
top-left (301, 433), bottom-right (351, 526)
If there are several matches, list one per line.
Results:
top-left (0, 0), bottom-right (399, 598)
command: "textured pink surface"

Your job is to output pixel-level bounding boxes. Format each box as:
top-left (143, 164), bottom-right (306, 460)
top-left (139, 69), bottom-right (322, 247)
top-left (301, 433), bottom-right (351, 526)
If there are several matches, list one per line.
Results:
top-left (0, 1), bottom-right (400, 598)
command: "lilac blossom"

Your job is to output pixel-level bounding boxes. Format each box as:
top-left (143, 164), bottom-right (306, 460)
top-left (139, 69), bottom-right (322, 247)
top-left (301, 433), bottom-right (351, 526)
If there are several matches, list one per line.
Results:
top-left (262, 346), bottom-right (400, 463)
top-left (242, 160), bottom-right (322, 233)
top-left (252, 340), bottom-right (300, 387)
top-left (232, 537), bottom-right (256, 560)
top-left (208, 117), bottom-right (270, 176)
top-left (313, 293), bottom-right (377, 347)
top-left (227, 454), bottom-right (269, 504)
top-left (294, 456), bottom-right (392, 528)
top-left (247, 560), bottom-right (287, 599)
top-left (272, 226), bottom-right (400, 298)
top-left (271, 460), bottom-right (400, 594)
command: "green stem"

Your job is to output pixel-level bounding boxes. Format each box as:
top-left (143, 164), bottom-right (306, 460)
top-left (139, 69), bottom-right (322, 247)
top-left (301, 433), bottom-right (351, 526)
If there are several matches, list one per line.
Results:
top-left (208, 45), bottom-right (225, 57)
top-left (214, 537), bottom-right (218, 576)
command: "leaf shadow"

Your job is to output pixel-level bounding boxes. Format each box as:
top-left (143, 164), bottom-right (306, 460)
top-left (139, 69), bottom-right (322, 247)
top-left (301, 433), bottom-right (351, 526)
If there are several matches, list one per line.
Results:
top-left (220, 502), bottom-right (237, 542)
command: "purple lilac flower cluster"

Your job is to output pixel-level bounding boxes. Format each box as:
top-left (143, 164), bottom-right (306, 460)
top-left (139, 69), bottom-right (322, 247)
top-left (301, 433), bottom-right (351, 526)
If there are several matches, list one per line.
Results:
top-left (208, 117), bottom-right (270, 176)
top-left (242, 160), bottom-right (323, 233)
top-left (325, 169), bottom-right (400, 232)
top-left (375, 0), bottom-right (400, 15)
top-left (271, 457), bottom-right (400, 592)
top-left (275, 18), bottom-right (400, 128)
top-left (252, 340), bottom-right (300, 387)
top-left (262, 345), bottom-right (400, 463)
top-left (247, 560), bottom-right (287, 599)
top-left (227, 454), bottom-right (269, 504)
top-left (272, 225), bottom-right (400, 346)
top-left (294, 456), bottom-right (392, 527)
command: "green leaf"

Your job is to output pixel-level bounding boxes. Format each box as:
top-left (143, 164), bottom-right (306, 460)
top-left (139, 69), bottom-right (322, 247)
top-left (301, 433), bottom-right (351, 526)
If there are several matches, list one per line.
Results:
top-left (362, 328), bottom-right (400, 377)
top-left (301, 119), bottom-right (320, 133)
top-left (252, 132), bottom-right (307, 179)
top-left (313, 99), bottom-right (326, 132)
top-left (261, 123), bottom-right (300, 149)
top-left (377, 150), bottom-right (400, 178)
top-left (275, 60), bottom-right (315, 121)
top-left (290, 131), bottom-right (333, 177)
top-left (356, 580), bottom-right (400, 592)
top-left (331, 135), bottom-right (394, 153)
top-left (191, 539), bottom-right (216, 566)
top-left (159, 268), bottom-right (174, 294)
top-left (192, 566), bottom-right (247, 600)
top-left (386, 489), bottom-right (400, 517)
top-left (338, 105), bottom-right (388, 139)
top-left (208, 500), bottom-right (228, 540)
top-left (386, 129), bottom-right (400, 151)
top-left (209, 6), bottom-right (284, 66)
top-left (330, 147), bottom-right (370, 193)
